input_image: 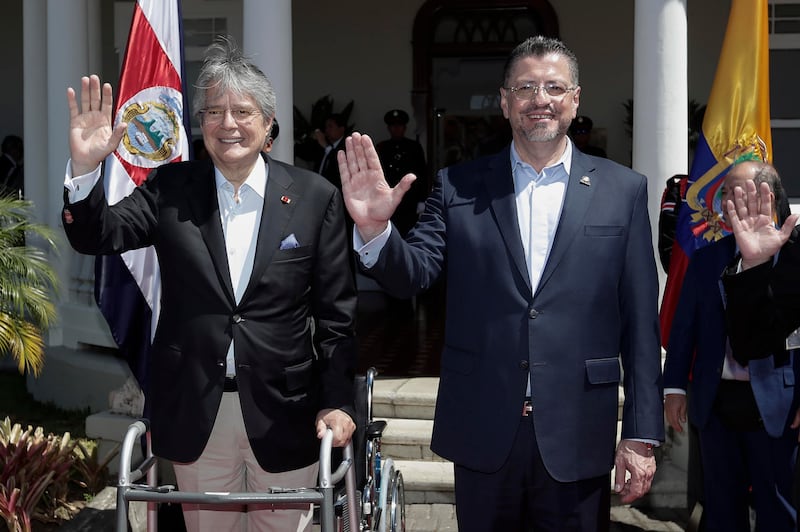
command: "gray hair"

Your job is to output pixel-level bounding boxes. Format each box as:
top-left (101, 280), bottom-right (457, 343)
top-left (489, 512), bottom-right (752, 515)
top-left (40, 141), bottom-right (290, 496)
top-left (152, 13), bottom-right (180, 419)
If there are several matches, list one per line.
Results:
top-left (503, 36), bottom-right (580, 87)
top-left (193, 35), bottom-right (276, 123)
top-left (750, 162), bottom-right (791, 225)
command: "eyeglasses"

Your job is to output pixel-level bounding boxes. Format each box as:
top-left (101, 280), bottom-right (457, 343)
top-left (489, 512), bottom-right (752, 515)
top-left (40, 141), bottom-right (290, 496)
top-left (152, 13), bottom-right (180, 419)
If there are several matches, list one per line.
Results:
top-left (503, 83), bottom-right (576, 101)
top-left (200, 107), bottom-right (262, 124)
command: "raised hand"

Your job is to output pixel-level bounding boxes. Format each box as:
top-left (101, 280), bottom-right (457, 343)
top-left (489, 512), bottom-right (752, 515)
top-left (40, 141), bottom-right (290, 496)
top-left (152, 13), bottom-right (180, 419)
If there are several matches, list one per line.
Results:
top-left (66, 75), bottom-right (127, 176)
top-left (726, 180), bottom-right (798, 270)
top-left (338, 132), bottom-right (416, 242)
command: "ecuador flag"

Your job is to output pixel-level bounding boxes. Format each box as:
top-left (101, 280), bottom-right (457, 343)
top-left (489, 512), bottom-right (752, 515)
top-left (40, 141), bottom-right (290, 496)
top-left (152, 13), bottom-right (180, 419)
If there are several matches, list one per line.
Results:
top-left (660, 0), bottom-right (772, 348)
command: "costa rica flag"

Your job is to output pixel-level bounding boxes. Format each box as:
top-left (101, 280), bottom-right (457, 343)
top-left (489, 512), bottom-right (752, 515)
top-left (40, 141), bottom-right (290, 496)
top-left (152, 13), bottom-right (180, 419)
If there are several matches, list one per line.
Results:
top-left (94, 0), bottom-right (191, 402)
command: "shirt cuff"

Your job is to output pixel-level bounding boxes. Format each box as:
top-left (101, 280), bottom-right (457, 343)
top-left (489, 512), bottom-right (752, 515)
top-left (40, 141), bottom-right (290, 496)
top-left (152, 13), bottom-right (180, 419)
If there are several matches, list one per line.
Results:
top-left (628, 438), bottom-right (661, 447)
top-left (354, 224), bottom-right (392, 268)
top-left (63, 160), bottom-right (102, 204)
top-left (663, 388), bottom-right (686, 397)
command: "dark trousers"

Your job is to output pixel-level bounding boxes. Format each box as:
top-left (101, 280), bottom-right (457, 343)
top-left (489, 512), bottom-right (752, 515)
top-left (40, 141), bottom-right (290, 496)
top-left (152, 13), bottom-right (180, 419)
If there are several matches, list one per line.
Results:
top-left (454, 416), bottom-right (610, 532)
top-left (699, 380), bottom-right (796, 532)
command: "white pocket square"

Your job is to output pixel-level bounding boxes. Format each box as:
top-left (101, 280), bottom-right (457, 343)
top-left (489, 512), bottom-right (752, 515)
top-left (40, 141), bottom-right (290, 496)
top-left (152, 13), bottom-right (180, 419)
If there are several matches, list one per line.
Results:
top-left (280, 233), bottom-right (300, 250)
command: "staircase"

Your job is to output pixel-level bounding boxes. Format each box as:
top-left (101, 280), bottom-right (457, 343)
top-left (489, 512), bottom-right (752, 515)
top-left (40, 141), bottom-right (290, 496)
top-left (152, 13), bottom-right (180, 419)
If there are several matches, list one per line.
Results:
top-left (372, 377), bottom-right (453, 505)
top-left (372, 377), bottom-right (688, 509)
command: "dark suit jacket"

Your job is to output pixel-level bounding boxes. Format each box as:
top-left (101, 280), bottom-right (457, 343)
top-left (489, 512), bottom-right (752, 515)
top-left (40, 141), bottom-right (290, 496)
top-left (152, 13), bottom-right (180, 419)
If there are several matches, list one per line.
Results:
top-left (663, 236), bottom-right (798, 437)
top-left (319, 139), bottom-right (346, 190)
top-left (362, 146), bottom-right (664, 481)
top-left (377, 137), bottom-right (429, 236)
top-left (63, 157), bottom-right (357, 472)
top-left (723, 228), bottom-right (800, 360)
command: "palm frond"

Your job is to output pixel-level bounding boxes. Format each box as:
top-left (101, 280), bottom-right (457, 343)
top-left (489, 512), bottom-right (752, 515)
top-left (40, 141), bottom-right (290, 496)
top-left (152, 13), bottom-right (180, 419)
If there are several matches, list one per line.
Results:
top-left (0, 197), bottom-right (59, 376)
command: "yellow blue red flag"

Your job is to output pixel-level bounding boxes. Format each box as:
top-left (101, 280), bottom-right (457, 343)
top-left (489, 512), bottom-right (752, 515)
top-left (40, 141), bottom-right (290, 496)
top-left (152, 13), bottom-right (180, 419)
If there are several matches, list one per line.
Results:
top-left (660, 0), bottom-right (772, 347)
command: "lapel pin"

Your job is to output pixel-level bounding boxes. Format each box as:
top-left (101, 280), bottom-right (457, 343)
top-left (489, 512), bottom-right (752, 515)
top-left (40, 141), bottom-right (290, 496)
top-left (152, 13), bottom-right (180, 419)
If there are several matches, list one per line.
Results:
top-left (280, 195), bottom-right (292, 204)
top-left (63, 209), bottom-right (74, 224)
top-left (579, 176), bottom-right (591, 187)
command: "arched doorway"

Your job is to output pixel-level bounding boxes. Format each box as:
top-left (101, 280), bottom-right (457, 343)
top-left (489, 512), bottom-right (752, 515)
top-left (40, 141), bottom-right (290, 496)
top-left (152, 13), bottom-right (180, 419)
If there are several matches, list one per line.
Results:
top-left (412, 0), bottom-right (559, 182)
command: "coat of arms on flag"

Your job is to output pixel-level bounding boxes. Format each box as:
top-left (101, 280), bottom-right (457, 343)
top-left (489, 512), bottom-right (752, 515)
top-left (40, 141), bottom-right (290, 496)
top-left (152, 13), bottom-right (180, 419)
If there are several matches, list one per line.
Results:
top-left (659, 0), bottom-right (772, 348)
top-left (118, 86), bottom-right (185, 166)
top-left (95, 0), bottom-right (191, 404)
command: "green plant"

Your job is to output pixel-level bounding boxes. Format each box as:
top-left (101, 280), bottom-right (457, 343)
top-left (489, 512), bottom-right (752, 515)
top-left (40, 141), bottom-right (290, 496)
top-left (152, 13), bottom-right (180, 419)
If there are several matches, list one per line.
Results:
top-left (0, 417), bottom-right (76, 532)
top-left (293, 95), bottom-right (355, 163)
top-left (72, 439), bottom-right (119, 496)
top-left (0, 195), bottom-right (60, 376)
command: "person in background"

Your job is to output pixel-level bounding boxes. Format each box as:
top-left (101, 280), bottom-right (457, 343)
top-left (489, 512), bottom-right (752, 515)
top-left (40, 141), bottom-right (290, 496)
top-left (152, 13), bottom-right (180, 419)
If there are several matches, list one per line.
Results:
top-left (338, 35), bottom-right (663, 531)
top-left (664, 160), bottom-right (798, 532)
top-left (658, 173), bottom-right (688, 272)
top-left (376, 109), bottom-right (428, 237)
top-left (61, 36), bottom-right (356, 532)
top-left (315, 113), bottom-right (347, 189)
top-left (568, 115), bottom-right (606, 158)
top-left (723, 171), bottom-right (800, 362)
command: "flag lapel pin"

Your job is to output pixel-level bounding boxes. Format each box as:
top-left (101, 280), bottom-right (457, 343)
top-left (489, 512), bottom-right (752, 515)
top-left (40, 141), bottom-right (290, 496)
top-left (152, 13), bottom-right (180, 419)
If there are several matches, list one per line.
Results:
top-left (280, 195), bottom-right (292, 204)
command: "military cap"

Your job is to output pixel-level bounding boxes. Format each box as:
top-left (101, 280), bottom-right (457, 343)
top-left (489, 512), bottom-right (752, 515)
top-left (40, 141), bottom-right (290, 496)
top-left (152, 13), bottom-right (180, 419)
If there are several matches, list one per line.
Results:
top-left (384, 109), bottom-right (410, 126)
top-left (570, 115), bottom-right (593, 134)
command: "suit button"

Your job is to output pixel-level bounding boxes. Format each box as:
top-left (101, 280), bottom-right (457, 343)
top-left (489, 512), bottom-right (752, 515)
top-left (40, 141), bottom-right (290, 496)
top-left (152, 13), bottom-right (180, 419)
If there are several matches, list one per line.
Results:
top-left (519, 360), bottom-right (529, 370)
top-left (232, 314), bottom-right (243, 324)
top-left (528, 308), bottom-right (539, 319)
top-left (217, 361), bottom-right (224, 367)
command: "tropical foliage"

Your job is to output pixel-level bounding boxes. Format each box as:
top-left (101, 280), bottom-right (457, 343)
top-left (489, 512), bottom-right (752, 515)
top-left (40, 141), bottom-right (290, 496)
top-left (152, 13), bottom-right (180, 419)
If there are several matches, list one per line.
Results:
top-left (0, 417), bottom-right (114, 532)
top-left (293, 94), bottom-right (355, 164)
top-left (0, 418), bottom-right (76, 532)
top-left (0, 195), bottom-right (59, 376)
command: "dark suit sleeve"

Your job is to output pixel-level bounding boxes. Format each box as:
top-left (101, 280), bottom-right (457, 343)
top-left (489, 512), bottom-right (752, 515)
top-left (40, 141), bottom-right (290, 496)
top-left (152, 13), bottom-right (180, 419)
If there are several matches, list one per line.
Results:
top-left (62, 167), bottom-right (158, 255)
top-left (663, 256), bottom-right (699, 390)
top-left (618, 175), bottom-right (665, 443)
top-left (312, 187), bottom-right (357, 419)
top-left (361, 170), bottom-right (447, 298)
top-left (723, 229), bottom-right (800, 360)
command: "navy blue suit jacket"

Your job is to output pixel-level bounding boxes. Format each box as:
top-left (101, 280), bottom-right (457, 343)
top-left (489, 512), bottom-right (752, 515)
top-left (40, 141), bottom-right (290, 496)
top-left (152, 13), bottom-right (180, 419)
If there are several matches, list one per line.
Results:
top-left (664, 236), bottom-right (797, 437)
top-left (363, 146), bottom-right (664, 482)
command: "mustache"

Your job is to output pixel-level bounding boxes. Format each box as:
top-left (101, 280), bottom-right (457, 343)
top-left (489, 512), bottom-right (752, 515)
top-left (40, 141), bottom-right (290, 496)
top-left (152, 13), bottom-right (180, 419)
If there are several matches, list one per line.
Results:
top-left (520, 104), bottom-right (554, 115)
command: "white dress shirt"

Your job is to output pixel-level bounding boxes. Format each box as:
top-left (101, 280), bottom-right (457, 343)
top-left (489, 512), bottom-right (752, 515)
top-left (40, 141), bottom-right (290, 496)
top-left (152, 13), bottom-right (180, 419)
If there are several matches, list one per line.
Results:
top-left (511, 140), bottom-right (571, 296)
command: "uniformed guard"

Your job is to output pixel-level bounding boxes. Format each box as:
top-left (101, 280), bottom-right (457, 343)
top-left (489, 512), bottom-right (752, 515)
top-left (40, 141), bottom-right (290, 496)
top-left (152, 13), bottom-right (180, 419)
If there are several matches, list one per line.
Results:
top-left (376, 109), bottom-right (428, 236)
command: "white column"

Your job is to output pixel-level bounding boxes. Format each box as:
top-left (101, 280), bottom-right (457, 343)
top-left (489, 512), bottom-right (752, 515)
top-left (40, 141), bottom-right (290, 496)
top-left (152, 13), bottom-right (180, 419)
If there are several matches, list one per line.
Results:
top-left (633, 0), bottom-right (690, 479)
top-left (633, 0), bottom-right (688, 291)
top-left (23, 0), bottom-right (47, 226)
top-left (45, 0), bottom-right (109, 347)
top-left (46, 0), bottom-right (93, 229)
top-left (243, 0), bottom-right (294, 164)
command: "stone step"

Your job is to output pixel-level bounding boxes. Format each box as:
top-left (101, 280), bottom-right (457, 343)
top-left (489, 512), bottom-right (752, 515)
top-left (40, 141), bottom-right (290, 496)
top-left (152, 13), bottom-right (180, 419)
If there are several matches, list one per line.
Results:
top-left (374, 377), bottom-right (626, 421)
top-left (394, 460), bottom-right (455, 505)
top-left (373, 377), bottom-right (438, 420)
top-left (380, 417), bottom-right (446, 462)
top-left (390, 457), bottom-right (686, 510)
